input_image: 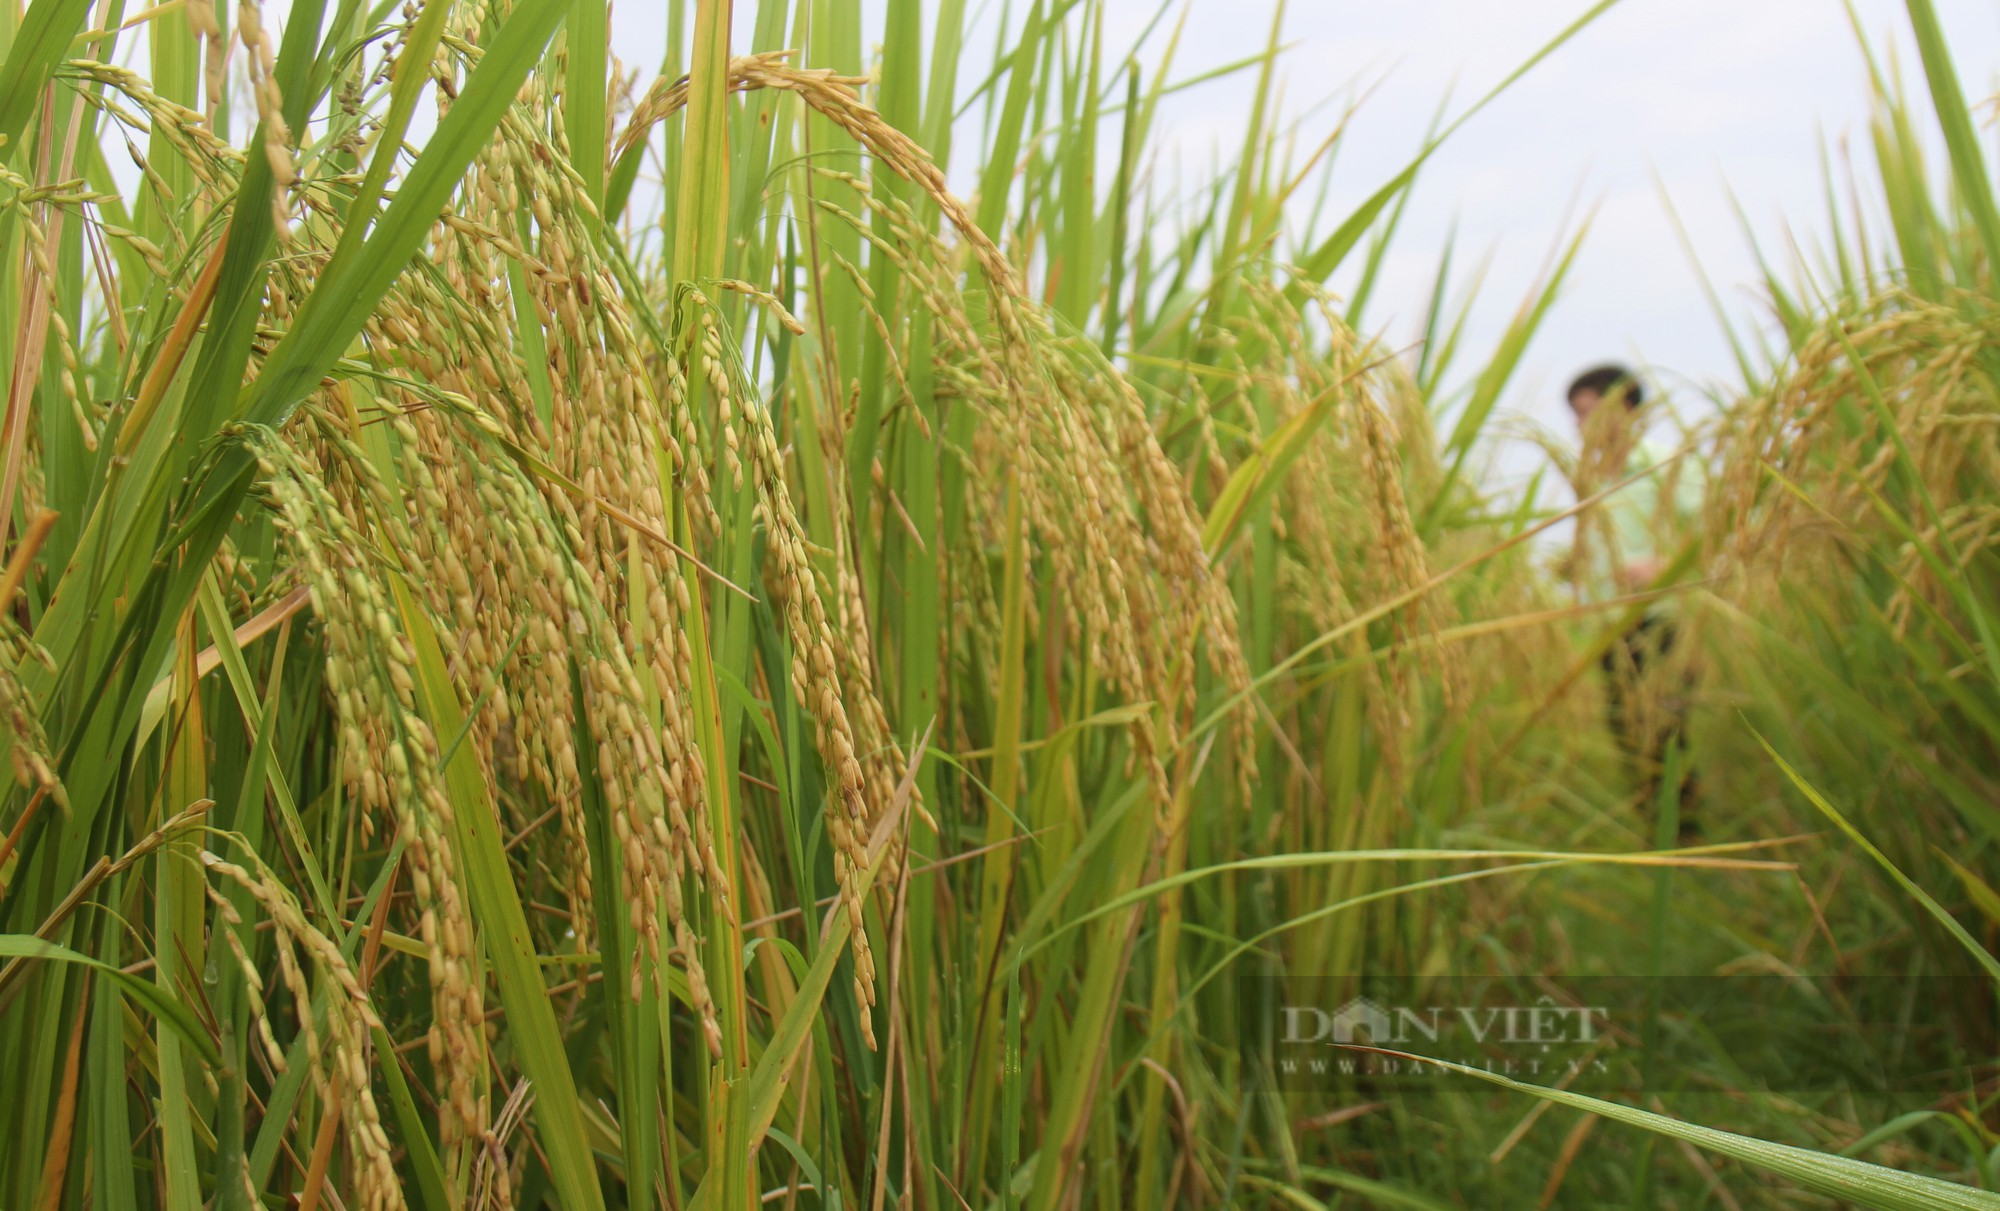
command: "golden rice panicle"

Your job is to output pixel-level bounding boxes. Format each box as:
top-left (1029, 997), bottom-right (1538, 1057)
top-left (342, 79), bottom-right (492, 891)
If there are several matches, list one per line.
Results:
top-left (736, 196), bottom-right (925, 855)
top-left (492, 99), bottom-right (728, 1042)
top-left (695, 304), bottom-right (747, 491)
top-left (371, 80), bottom-right (728, 1047)
top-left (361, 111), bottom-right (605, 951)
top-left (68, 60), bottom-right (242, 220)
top-left (0, 162), bottom-right (97, 451)
top-left (779, 77), bottom-right (1241, 813)
top-left (829, 514), bottom-right (925, 856)
top-left (248, 429), bottom-right (491, 1155)
top-left (1207, 277), bottom-right (1467, 795)
top-left (622, 56), bottom-right (1208, 783)
top-left (591, 60), bottom-right (1265, 1033)
top-left (1098, 358), bottom-right (1258, 794)
top-left (385, 384), bottom-right (722, 1057)
top-left (236, 1), bottom-right (297, 219)
top-left (442, 121), bottom-right (607, 930)
top-left (200, 853), bottom-right (403, 1210)
top-left (390, 392), bottom-right (599, 939)
top-left (186, 1), bottom-right (224, 114)
top-left (1710, 293), bottom-right (2000, 631)
top-left (705, 298), bottom-right (881, 1044)
top-left (633, 548), bottom-right (724, 1046)
top-left (661, 347), bottom-right (722, 544)
top-left (0, 618), bottom-right (62, 807)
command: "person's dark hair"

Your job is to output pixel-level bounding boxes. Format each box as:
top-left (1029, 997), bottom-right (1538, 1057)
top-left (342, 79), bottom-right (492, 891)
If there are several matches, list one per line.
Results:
top-left (1567, 364), bottom-right (1644, 410)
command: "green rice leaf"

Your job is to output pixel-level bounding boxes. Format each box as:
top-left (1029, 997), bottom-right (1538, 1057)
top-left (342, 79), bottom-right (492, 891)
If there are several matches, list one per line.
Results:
top-left (1358, 1051), bottom-right (2000, 1211)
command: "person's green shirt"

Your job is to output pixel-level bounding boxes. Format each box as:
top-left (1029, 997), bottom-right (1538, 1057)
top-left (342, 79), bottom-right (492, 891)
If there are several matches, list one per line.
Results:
top-left (1576, 435), bottom-right (1703, 605)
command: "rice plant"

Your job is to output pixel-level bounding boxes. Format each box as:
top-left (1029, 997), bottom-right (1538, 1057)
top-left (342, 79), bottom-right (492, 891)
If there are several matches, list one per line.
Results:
top-left (0, 0), bottom-right (1995, 1207)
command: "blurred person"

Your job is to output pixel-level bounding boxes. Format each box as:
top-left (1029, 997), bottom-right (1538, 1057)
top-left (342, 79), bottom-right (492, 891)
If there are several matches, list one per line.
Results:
top-left (1566, 363), bottom-right (1703, 839)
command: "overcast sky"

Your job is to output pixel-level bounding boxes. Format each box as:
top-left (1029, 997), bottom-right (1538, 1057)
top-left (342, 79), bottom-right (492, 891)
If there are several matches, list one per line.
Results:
top-left (606, 0), bottom-right (2000, 486)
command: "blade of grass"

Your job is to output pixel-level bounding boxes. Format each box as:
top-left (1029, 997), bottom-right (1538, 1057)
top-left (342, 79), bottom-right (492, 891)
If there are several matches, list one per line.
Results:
top-left (1756, 730), bottom-right (2000, 987)
top-left (1353, 1051), bottom-right (2000, 1211)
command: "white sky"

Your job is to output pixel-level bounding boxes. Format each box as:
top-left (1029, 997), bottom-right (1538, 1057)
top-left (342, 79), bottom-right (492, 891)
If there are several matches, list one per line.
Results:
top-left (608, 0), bottom-right (2000, 491)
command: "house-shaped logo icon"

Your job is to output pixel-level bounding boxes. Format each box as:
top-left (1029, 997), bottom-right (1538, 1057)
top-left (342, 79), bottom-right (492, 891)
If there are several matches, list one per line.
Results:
top-left (1330, 997), bottom-right (1395, 1044)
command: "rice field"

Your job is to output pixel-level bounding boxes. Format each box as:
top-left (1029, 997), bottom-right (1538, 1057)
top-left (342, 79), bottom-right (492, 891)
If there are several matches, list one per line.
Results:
top-left (1, 0), bottom-right (1998, 1207)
